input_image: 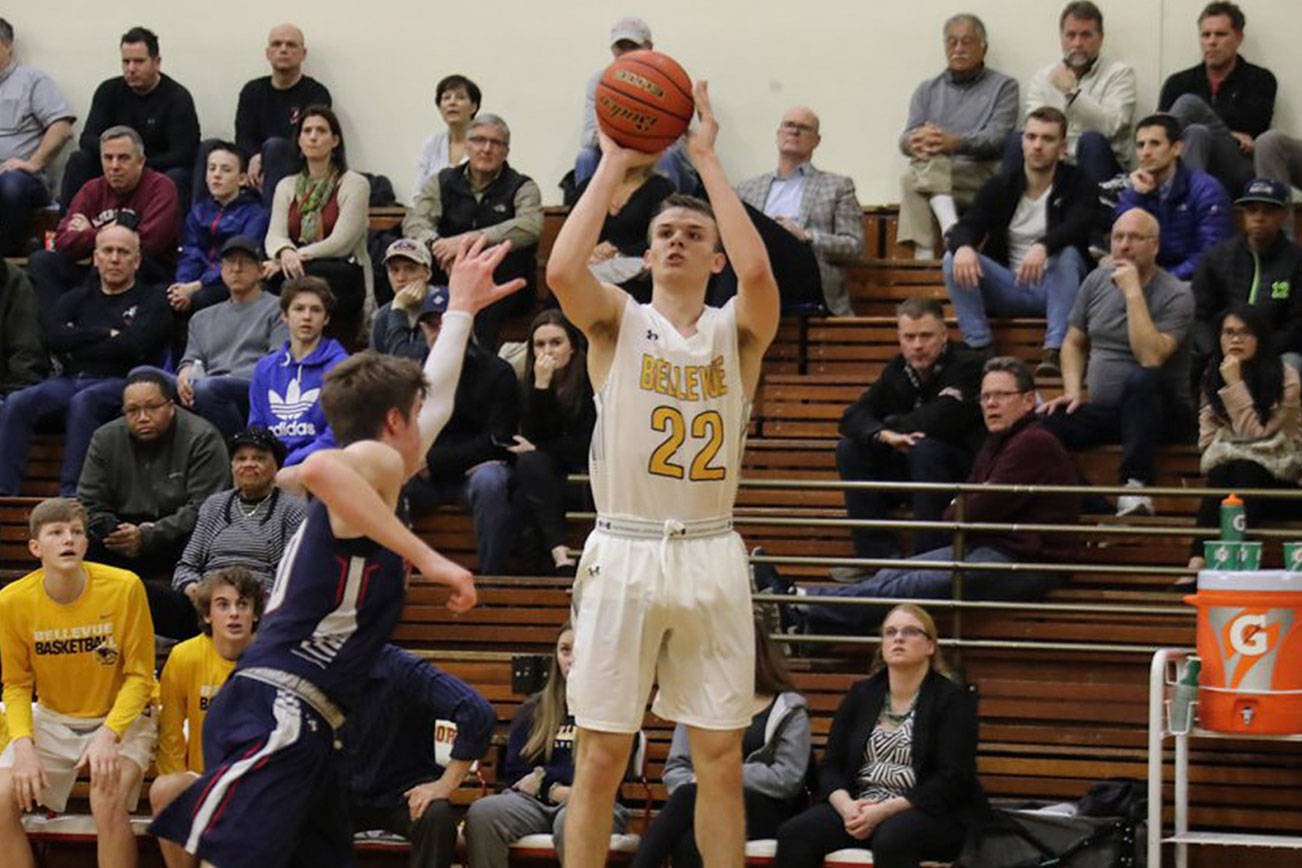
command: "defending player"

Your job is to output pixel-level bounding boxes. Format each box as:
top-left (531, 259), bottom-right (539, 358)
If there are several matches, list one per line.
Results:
top-left (151, 237), bottom-right (524, 868)
top-left (0, 497), bottom-right (157, 868)
top-left (546, 82), bottom-right (780, 868)
top-left (151, 568), bottom-right (267, 868)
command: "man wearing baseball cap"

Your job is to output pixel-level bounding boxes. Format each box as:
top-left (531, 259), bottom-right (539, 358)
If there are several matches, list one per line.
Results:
top-left (371, 237), bottom-right (444, 360)
top-left (1192, 177), bottom-right (1302, 373)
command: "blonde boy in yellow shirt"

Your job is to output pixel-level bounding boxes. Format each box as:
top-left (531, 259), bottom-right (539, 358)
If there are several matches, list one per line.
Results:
top-left (150, 567), bottom-right (265, 868)
top-left (0, 498), bottom-right (157, 868)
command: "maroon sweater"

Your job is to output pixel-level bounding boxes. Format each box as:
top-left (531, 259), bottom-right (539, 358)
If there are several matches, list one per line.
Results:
top-left (56, 168), bottom-right (179, 262)
top-left (944, 415), bottom-right (1081, 562)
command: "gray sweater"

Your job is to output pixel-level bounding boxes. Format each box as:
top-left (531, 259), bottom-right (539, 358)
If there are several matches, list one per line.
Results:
top-left (898, 66), bottom-right (1020, 162)
top-left (172, 487), bottom-right (306, 590)
top-left (179, 290), bottom-right (287, 379)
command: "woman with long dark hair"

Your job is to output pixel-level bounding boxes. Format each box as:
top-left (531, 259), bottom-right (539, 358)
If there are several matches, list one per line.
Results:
top-left (464, 622), bottom-right (628, 866)
top-left (1188, 304), bottom-right (1302, 570)
top-left (632, 622), bottom-right (811, 868)
top-left (263, 105), bottom-right (373, 336)
top-left (508, 310), bottom-right (596, 574)
top-left (775, 605), bottom-right (983, 868)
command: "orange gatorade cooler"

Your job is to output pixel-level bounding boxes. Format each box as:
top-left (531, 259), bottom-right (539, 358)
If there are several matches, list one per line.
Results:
top-left (1185, 570), bottom-right (1302, 734)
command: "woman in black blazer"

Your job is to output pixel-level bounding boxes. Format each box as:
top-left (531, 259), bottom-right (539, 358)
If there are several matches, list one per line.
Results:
top-left (775, 604), bottom-right (982, 868)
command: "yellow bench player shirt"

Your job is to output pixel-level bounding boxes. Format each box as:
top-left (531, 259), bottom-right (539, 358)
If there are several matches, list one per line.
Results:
top-left (156, 634), bottom-right (235, 774)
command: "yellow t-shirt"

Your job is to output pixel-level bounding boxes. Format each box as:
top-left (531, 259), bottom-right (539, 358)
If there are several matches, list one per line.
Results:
top-left (157, 634), bottom-right (236, 775)
top-left (0, 562), bottom-right (156, 739)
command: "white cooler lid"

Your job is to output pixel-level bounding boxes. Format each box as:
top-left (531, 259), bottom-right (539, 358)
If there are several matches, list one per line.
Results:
top-left (1197, 570), bottom-right (1302, 592)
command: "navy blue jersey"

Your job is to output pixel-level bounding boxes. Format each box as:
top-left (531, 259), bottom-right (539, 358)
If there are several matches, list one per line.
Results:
top-left (236, 498), bottom-right (409, 711)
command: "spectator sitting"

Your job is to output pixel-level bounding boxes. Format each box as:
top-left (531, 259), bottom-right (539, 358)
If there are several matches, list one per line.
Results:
top-left (945, 107), bottom-right (1093, 378)
top-left (248, 276), bottom-right (348, 466)
top-left (371, 238), bottom-right (441, 360)
top-left (344, 644), bottom-right (496, 868)
top-left (573, 163), bottom-right (674, 291)
top-left (403, 292), bottom-right (517, 575)
top-left (1192, 179), bottom-right (1302, 377)
top-left (897, 13), bottom-right (1018, 260)
top-left (1115, 113), bottom-right (1233, 281)
top-left (631, 623), bottom-right (810, 868)
top-left (465, 622), bottom-right (630, 867)
top-left (1017, 1), bottom-right (1136, 184)
top-left (58, 25), bottom-right (198, 210)
top-left (173, 426), bottom-right (305, 597)
top-left (175, 236), bottom-right (288, 440)
top-left (0, 498), bottom-right (157, 867)
top-left (0, 17), bottom-right (75, 255)
top-left (764, 358), bottom-right (1082, 635)
top-left (774, 605), bottom-right (983, 868)
top-left (1039, 208), bottom-right (1197, 516)
top-left (509, 310), bottom-right (595, 575)
top-left (78, 370), bottom-right (230, 637)
top-left (736, 106), bottom-right (865, 315)
top-left (1186, 306), bottom-right (1301, 573)
top-left (0, 261), bottom-right (47, 408)
top-left (834, 298), bottom-right (984, 580)
top-left (167, 142), bottom-right (270, 314)
top-left (0, 225), bottom-right (173, 497)
top-left (572, 17), bottom-right (694, 194)
top-left (234, 23), bottom-right (331, 203)
top-left (1253, 131), bottom-right (1302, 240)
top-left (403, 112), bottom-right (542, 346)
top-left (27, 126), bottom-right (180, 313)
top-left (414, 74), bottom-right (480, 195)
top-left (150, 567), bottom-right (266, 868)
top-left (262, 105), bottom-right (372, 340)
top-left (1158, 2), bottom-right (1275, 199)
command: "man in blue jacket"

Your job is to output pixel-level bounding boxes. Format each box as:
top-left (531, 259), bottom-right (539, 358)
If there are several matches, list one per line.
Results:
top-left (1115, 113), bottom-right (1232, 281)
top-left (247, 276), bottom-right (348, 465)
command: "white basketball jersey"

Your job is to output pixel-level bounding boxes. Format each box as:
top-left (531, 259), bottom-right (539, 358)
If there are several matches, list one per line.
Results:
top-left (589, 297), bottom-right (750, 522)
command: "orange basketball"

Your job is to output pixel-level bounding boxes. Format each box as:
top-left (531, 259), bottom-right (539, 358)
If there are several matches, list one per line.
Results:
top-left (595, 50), bottom-right (694, 153)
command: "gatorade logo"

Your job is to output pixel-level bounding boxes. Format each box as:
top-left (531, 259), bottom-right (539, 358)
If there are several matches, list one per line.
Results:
top-left (1231, 514), bottom-right (1246, 533)
top-left (1229, 614), bottom-right (1269, 656)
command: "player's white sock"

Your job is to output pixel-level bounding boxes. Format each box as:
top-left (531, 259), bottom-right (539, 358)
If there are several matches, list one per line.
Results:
top-left (930, 195), bottom-right (959, 235)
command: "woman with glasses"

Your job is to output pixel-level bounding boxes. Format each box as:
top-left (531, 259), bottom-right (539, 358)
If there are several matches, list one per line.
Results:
top-left (1187, 304), bottom-right (1301, 572)
top-left (774, 605), bottom-right (982, 868)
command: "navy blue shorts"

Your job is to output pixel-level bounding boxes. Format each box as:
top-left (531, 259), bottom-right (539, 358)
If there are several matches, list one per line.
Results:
top-left (149, 676), bottom-right (353, 867)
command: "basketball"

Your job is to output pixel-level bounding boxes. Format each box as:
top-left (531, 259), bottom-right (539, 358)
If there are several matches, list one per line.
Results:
top-left (595, 50), bottom-right (694, 153)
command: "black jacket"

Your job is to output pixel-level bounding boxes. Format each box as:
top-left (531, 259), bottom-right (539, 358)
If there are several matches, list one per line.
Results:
top-left (43, 280), bottom-right (173, 378)
top-left (946, 161), bottom-right (1096, 266)
top-left (839, 342), bottom-right (985, 453)
top-left (1158, 56), bottom-right (1277, 139)
top-left (817, 668), bottom-right (984, 825)
top-left (425, 341), bottom-right (520, 480)
top-left (1191, 232), bottom-right (1302, 357)
top-left (0, 263), bottom-right (48, 394)
top-left (79, 74), bottom-right (200, 172)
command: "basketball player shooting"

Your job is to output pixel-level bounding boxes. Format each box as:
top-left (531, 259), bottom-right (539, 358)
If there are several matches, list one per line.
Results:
top-left (546, 81), bottom-right (780, 868)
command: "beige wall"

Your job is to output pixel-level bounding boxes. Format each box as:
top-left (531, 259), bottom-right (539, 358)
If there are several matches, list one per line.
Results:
top-left (12, 0), bottom-right (1300, 206)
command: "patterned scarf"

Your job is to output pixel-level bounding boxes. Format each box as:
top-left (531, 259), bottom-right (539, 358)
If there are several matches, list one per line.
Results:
top-left (293, 169), bottom-right (339, 244)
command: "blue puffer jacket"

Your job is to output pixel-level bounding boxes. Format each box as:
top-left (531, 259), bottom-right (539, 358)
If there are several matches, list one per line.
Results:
top-left (176, 187), bottom-right (270, 286)
top-left (1115, 161), bottom-right (1232, 281)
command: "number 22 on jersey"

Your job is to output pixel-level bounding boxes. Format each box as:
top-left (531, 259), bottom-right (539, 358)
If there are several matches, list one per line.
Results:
top-left (648, 406), bottom-right (726, 481)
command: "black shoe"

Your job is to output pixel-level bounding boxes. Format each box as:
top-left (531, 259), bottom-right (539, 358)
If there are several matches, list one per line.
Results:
top-left (751, 547), bottom-right (793, 595)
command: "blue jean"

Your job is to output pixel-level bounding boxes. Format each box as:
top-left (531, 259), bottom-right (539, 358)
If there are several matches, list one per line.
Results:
top-left (0, 168), bottom-right (51, 255)
top-left (194, 137), bottom-right (293, 206)
top-left (574, 143), bottom-right (697, 192)
top-left (0, 375), bottom-right (127, 495)
top-left (944, 246), bottom-right (1086, 349)
top-left (801, 544), bottom-right (1060, 632)
top-left (405, 460), bottom-right (514, 574)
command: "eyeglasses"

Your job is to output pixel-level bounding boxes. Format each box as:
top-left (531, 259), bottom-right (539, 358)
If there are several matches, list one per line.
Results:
top-left (123, 399), bottom-right (171, 417)
top-left (468, 135), bottom-right (508, 150)
top-left (1110, 231), bottom-right (1157, 244)
top-left (979, 389), bottom-right (1028, 404)
top-left (882, 626), bottom-right (929, 640)
top-left (779, 121), bottom-right (817, 134)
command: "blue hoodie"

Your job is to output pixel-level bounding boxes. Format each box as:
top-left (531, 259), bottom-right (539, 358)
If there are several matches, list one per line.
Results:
top-left (247, 338), bottom-right (349, 466)
top-left (176, 187), bottom-right (271, 288)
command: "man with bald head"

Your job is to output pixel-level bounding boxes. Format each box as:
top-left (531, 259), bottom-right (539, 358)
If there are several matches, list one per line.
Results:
top-left (1038, 208), bottom-right (1197, 515)
top-left (0, 225), bottom-right (173, 497)
top-left (736, 107), bottom-right (865, 314)
top-left (233, 23), bottom-right (331, 201)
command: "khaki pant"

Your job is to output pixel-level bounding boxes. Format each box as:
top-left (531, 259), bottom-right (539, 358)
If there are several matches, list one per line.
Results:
top-left (897, 156), bottom-right (998, 249)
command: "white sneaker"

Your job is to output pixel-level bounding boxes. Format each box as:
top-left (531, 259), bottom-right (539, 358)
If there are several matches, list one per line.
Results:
top-left (1116, 478), bottom-right (1154, 517)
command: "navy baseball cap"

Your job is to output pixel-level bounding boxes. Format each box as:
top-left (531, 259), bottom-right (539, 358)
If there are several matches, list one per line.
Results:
top-left (220, 235), bottom-right (264, 259)
top-left (1236, 178), bottom-right (1290, 208)
top-left (417, 287), bottom-right (450, 321)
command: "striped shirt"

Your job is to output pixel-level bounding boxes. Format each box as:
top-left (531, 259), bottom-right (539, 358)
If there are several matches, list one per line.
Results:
top-left (172, 488), bottom-right (306, 591)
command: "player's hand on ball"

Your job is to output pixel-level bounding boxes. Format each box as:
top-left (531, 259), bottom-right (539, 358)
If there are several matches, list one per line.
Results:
top-left (447, 235), bottom-right (527, 315)
top-left (597, 130), bottom-right (662, 170)
top-left (685, 80), bottom-right (719, 162)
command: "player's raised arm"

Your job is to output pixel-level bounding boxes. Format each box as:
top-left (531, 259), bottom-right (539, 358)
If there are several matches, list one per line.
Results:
top-left (545, 136), bottom-right (653, 338)
top-left (417, 236), bottom-right (526, 454)
top-left (685, 82), bottom-right (780, 383)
